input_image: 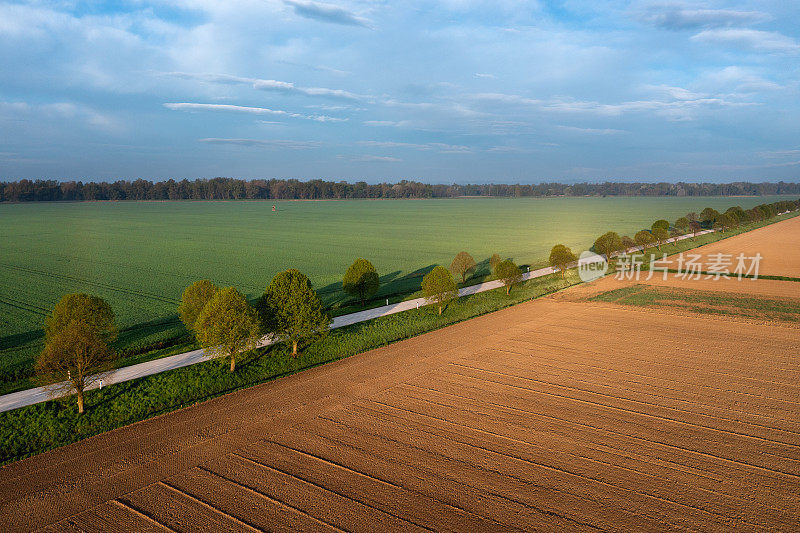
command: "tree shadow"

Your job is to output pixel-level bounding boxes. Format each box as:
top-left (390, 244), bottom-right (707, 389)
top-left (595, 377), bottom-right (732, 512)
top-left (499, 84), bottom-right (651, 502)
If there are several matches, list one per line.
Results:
top-left (0, 329), bottom-right (43, 352)
top-left (113, 315), bottom-right (187, 351)
top-left (316, 264), bottom-right (439, 311)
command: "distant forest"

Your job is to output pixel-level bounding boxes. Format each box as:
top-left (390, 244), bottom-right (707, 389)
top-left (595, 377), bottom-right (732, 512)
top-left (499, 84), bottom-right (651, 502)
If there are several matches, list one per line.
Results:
top-left (2, 178), bottom-right (799, 202)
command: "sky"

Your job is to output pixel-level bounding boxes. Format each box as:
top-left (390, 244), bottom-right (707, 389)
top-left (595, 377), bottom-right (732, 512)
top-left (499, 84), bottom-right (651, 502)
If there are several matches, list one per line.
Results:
top-left (0, 1), bottom-right (799, 183)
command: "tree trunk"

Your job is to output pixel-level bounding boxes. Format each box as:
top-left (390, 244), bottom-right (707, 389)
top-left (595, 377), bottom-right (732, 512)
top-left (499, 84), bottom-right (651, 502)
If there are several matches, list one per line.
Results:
top-left (438, 305), bottom-right (442, 315)
top-left (560, 268), bottom-right (566, 280)
top-left (76, 390), bottom-right (84, 414)
top-left (461, 273), bottom-right (466, 283)
top-left (506, 285), bottom-right (510, 295)
top-left (230, 355), bottom-right (236, 372)
top-left (292, 340), bottom-right (298, 356)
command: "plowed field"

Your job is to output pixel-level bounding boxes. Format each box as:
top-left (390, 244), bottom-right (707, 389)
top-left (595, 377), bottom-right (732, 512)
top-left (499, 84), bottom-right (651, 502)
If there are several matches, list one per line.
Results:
top-left (2, 287), bottom-right (798, 531)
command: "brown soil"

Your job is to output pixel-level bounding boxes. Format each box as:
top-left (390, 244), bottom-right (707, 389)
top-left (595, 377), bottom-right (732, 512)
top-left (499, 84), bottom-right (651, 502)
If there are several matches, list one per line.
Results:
top-left (671, 215), bottom-right (800, 278)
top-left (2, 293), bottom-right (799, 531)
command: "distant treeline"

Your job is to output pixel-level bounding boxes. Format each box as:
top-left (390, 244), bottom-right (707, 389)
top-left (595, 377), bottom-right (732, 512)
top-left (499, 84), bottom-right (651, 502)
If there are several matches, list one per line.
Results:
top-left (2, 178), bottom-right (800, 202)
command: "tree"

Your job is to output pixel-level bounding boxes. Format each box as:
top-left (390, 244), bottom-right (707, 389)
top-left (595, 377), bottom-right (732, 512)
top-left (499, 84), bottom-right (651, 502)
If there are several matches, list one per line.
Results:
top-left (669, 227), bottom-right (684, 243)
top-left (37, 293), bottom-right (118, 414)
top-left (37, 322), bottom-right (117, 414)
top-left (700, 208), bottom-right (720, 225)
top-left (195, 287), bottom-right (261, 372)
top-left (259, 269), bottom-right (331, 356)
top-left (421, 266), bottom-right (458, 315)
top-left (450, 251), bottom-right (477, 283)
top-left (342, 258), bottom-right (379, 307)
top-left (635, 230), bottom-right (654, 250)
top-left (45, 293), bottom-right (116, 343)
top-left (495, 260), bottom-right (523, 294)
top-left (651, 219), bottom-right (669, 232)
top-left (593, 232), bottom-right (623, 260)
top-left (178, 280), bottom-right (219, 332)
top-left (725, 206), bottom-right (747, 225)
top-left (652, 227), bottom-right (669, 250)
top-left (621, 235), bottom-right (636, 251)
top-left (675, 217), bottom-right (690, 232)
top-left (689, 220), bottom-right (702, 239)
top-left (549, 244), bottom-right (577, 279)
top-left (489, 253), bottom-right (502, 273)
top-left (715, 213), bottom-right (736, 232)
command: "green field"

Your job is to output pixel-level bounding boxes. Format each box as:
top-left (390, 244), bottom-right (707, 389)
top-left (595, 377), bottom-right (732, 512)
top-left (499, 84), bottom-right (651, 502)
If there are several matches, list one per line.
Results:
top-left (0, 195), bottom-right (793, 389)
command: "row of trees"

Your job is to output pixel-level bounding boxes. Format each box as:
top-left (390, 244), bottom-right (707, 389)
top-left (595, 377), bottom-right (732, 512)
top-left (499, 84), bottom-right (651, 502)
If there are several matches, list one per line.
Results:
top-left (545, 199), bottom-right (800, 274)
top-left (180, 270), bottom-right (331, 373)
top-left (4, 178), bottom-right (800, 202)
top-left (545, 199), bottom-right (800, 276)
top-left (36, 252), bottom-right (530, 414)
top-left (37, 197), bottom-right (798, 413)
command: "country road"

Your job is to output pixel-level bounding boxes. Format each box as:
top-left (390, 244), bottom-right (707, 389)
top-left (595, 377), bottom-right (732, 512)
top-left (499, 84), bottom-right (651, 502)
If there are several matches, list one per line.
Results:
top-left (0, 229), bottom-right (713, 414)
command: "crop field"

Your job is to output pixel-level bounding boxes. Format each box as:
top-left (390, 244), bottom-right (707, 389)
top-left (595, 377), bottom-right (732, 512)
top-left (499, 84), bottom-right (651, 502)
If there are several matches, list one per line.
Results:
top-left (2, 280), bottom-right (799, 530)
top-left (674, 212), bottom-right (800, 278)
top-left (1, 211), bottom-right (799, 530)
top-left (0, 196), bottom-right (791, 364)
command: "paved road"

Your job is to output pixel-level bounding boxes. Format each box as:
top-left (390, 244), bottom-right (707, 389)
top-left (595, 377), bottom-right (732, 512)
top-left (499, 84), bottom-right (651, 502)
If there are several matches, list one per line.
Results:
top-left (0, 230), bottom-right (711, 414)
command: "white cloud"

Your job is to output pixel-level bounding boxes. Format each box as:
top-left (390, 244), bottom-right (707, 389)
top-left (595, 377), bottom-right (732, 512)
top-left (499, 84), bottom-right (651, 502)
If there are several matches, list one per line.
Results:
top-left (474, 73), bottom-right (497, 79)
top-left (557, 125), bottom-right (627, 135)
top-left (469, 87), bottom-right (750, 121)
top-left (638, 6), bottom-right (770, 30)
top-left (164, 102), bottom-right (346, 122)
top-left (358, 140), bottom-right (471, 153)
top-left (697, 66), bottom-right (782, 93)
top-left (164, 102), bottom-right (299, 116)
top-left (283, 0), bottom-right (370, 27)
top-left (352, 155), bottom-right (402, 162)
top-left (199, 138), bottom-right (322, 149)
top-left (691, 29), bottom-right (800, 53)
top-left (166, 71), bottom-right (364, 100)
top-left (471, 93), bottom-right (542, 106)
top-left (0, 100), bottom-right (120, 132)
top-left (363, 120), bottom-right (410, 127)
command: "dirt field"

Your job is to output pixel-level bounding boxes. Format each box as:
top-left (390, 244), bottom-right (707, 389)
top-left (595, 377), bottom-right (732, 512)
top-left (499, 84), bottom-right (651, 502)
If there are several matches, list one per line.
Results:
top-left (1, 285), bottom-right (799, 531)
top-left (661, 214), bottom-right (800, 278)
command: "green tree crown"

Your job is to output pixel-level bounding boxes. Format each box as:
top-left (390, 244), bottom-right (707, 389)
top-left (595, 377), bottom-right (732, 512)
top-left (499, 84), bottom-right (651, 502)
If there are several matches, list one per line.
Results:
top-left (495, 260), bottom-right (522, 294)
top-left (634, 230), bottom-right (654, 248)
top-left (195, 287), bottom-right (260, 372)
top-left (450, 251), bottom-right (477, 283)
top-left (38, 296), bottom-right (118, 413)
top-left (674, 217), bottom-right (690, 230)
top-left (421, 266), bottom-right (458, 314)
top-left (342, 258), bottom-right (379, 306)
top-left (651, 219), bottom-right (670, 232)
top-left (548, 244), bottom-right (577, 279)
top-left (593, 232), bottom-right (623, 259)
top-left (489, 253), bottom-right (502, 273)
top-left (259, 269), bottom-right (331, 355)
top-left (45, 293), bottom-right (116, 344)
top-left (178, 280), bottom-right (219, 332)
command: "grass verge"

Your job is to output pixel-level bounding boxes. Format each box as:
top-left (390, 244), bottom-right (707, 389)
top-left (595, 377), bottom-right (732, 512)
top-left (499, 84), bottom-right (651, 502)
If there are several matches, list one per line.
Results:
top-left (590, 284), bottom-right (800, 322)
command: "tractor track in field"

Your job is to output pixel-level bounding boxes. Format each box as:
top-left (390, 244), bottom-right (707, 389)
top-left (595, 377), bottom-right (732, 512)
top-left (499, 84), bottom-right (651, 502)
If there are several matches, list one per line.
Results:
top-left (0, 263), bottom-right (180, 306)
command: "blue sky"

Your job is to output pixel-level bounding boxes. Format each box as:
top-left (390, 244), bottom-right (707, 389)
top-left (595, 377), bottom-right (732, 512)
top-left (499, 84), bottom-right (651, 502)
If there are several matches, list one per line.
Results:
top-left (0, 0), bottom-right (798, 183)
